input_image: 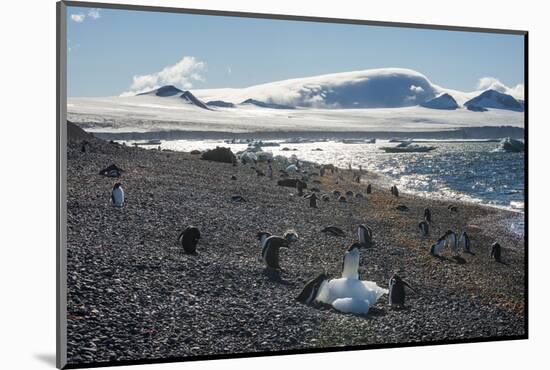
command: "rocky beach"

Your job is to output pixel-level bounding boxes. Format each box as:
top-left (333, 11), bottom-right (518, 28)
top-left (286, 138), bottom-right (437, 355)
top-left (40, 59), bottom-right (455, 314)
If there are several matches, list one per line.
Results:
top-left (66, 127), bottom-right (525, 366)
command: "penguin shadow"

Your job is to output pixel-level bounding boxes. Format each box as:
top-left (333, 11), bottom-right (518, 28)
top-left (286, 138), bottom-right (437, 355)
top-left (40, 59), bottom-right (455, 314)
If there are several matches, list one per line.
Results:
top-left (263, 268), bottom-right (293, 285)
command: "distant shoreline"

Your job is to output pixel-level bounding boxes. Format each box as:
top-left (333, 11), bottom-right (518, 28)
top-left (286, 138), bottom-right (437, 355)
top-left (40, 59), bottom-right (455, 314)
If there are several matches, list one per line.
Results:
top-left (86, 125), bottom-right (524, 141)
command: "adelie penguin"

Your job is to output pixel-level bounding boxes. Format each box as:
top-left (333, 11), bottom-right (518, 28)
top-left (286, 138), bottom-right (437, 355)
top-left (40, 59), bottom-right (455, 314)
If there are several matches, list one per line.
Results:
top-left (491, 242), bottom-right (502, 262)
top-left (388, 274), bottom-right (416, 308)
top-left (111, 183), bottom-right (124, 208)
top-left (418, 220), bottom-right (429, 236)
top-left (178, 226), bottom-right (201, 254)
top-left (357, 224), bottom-right (373, 247)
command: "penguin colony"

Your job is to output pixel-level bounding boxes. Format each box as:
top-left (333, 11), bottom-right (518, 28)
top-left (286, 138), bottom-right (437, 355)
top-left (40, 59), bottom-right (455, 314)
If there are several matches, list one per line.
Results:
top-left (106, 156), bottom-right (507, 317)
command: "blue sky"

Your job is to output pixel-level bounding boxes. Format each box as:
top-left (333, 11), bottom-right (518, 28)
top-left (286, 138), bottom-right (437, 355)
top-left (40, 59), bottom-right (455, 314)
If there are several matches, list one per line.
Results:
top-left (67, 6), bottom-right (525, 97)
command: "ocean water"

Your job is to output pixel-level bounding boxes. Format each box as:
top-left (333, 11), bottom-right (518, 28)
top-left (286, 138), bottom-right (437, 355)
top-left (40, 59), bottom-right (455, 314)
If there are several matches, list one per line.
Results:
top-left (127, 138), bottom-right (525, 234)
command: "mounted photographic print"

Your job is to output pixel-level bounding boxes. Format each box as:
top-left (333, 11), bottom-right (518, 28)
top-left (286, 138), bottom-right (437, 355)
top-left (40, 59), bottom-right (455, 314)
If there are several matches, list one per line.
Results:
top-left (57, 1), bottom-right (527, 368)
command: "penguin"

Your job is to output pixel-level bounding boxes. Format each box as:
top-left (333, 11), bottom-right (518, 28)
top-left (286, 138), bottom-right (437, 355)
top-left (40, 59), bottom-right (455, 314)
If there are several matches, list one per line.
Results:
top-left (445, 230), bottom-right (458, 255)
top-left (321, 194), bottom-right (331, 202)
top-left (321, 226), bottom-right (346, 237)
top-left (231, 195), bottom-right (247, 203)
top-left (391, 185), bottom-right (399, 197)
top-left (177, 226), bottom-right (201, 254)
top-left (396, 204), bottom-right (409, 212)
top-left (388, 274), bottom-right (416, 308)
top-left (262, 235), bottom-right (290, 271)
top-left (305, 193), bottom-right (320, 208)
top-left (357, 224), bottom-right (373, 247)
top-left (296, 273), bottom-right (328, 305)
top-left (355, 192), bottom-right (364, 199)
top-left (448, 204), bottom-right (458, 213)
top-left (366, 184), bottom-right (372, 194)
top-left (296, 180), bottom-right (305, 196)
top-left (345, 190), bottom-right (354, 197)
top-left (111, 183), bottom-right (124, 208)
top-left (338, 196), bottom-right (347, 203)
top-left (491, 242), bottom-right (502, 262)
top-left (341, 243), bottom-right (362, 279)
top-left (459, 231), bottom-right (472, 254)
top-left (424, 208), bottom-right (432, 223)
top-left (333, 190), bottom-right (341, 197)
top-left (418, 221), bottom-right (429, 236)
top-left (430, 234), bottom-right (447, 256)
top-left (230, 175), bottom-right (237, 181)
top-left (283, 229), bottom-right (299, 243)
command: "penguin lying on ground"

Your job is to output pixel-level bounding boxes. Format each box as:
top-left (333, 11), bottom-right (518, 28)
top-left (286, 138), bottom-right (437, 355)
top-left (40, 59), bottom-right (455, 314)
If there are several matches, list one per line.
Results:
top-left (388, 274), bottom-right (416, 308)
top-left (321, 226), bottom-right (346, 237)
top-left (296, 273), bottom-right (328, 305)
top-left (178, 226), bottom-right (201, 254)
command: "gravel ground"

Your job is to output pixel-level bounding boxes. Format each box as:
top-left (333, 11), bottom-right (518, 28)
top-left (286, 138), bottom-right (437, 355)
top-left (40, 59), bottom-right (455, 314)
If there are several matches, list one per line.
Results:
top-left (66, 137), bottom-right (525, 366)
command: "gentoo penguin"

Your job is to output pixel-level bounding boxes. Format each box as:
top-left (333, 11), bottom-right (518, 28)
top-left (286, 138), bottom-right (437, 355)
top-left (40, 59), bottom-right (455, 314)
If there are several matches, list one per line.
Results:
top-left (357, 224), bottom-right (373, 247)
top-left (418, 221), bottom-right (429, 236)
top-left (296, 273), bottom-right (328, 305)
top-left (111, 183), bottom-right (124, 208)
top-left (178, 226), bottom-right (201, 254)
top-left (305, 193), bottom-right (320, 208)
top-left (459, 232), bottom-right (472, 254)
top-left (430, 234), bottom-right (447, 256)
top-left (321, 226), bottom-right (346, 237)
top-left (342, 243), bottom-right (362, 279)
top-left (445, 230), bottom-right (458, 255)
top-left (366, 184), bottom-right (372, 194)
top-left (491, 242), bottom-right (502, 262)
top-left (424, 208), bottom-right (432, 223)
top-left (283, 229), bottom-right (299, 243)
top-left (388, 274), bottom-right (416, 308)
top-left (261, 235), bottom-right (290, 271)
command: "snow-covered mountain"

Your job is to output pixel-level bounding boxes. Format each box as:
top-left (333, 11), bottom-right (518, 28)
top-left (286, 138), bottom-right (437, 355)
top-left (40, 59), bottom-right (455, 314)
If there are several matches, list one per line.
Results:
top-left (138, 85), bottom-right (210, 110)
top-left (420, 93), bottom-right (459, 110)
top-left (464, 89), bottom-right (524, 112)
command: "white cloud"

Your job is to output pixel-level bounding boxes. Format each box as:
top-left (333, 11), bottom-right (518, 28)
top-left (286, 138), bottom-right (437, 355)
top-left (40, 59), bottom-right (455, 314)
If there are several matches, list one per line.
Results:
top-left (88, 9), bottom-right (101, 20)
top-left (410, 85), bottom-right (424, 94)
top-left (121, 56), bottom-right (207, 96)
top-left (477, 77), bottom-right (524, 100)
top-left (70, 13), bottom-right (86, 23)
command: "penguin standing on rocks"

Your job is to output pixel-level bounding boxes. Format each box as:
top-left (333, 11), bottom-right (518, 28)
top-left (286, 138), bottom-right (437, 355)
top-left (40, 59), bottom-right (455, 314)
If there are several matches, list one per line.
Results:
top-left (430, 234), bottom-right (447, 256)
top-left (445, 230), bottom-right (458, 256)
top-left (459, 232), bottom-right (472, 254)
top-left (391, 185), bottom-right (399, 197)
top-left (366, 184), bottom-right (372, 194)
top-left (388, 274), bottom-right (416, 308)
top-left (178, 226), bottom-right (201, 254)
top-left (491, 242), bottom-right (502, 262)
top-left (357, 224), bottom-right (373, 247)
top-left (261, 235), bottom-right (290, 271)
top-left (296, 180), bottom-right (305, 196)
top-left (111, 183), bottom-right (124, 208)
top-left (424, 208), bottom-right (432, 223)
top-left (296, 273), bottom-right (328, 305)
top-left (418, 221), bottom-right (429, 236)
top-left (305, 193), bottom-right (320, 208)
